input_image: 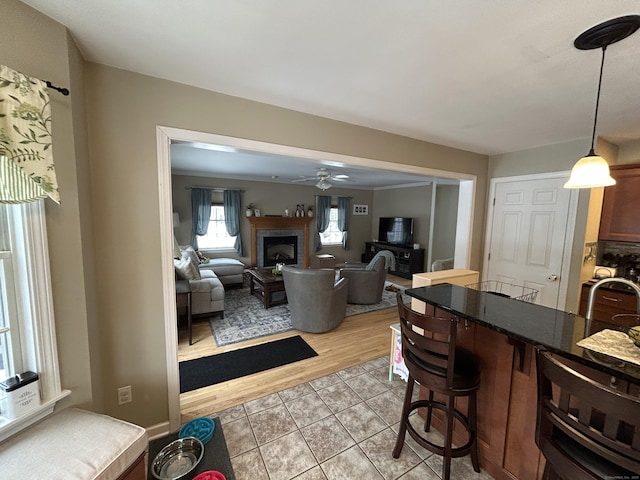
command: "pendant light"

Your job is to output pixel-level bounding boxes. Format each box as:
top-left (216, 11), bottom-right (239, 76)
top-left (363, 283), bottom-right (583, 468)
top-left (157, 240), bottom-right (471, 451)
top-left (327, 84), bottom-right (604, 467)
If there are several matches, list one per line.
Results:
top-left (564, 15), bottom-right (640, 189)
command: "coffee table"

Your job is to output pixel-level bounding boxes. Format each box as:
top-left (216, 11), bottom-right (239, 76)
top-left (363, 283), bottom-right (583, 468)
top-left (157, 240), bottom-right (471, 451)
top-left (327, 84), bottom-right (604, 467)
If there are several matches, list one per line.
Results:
top-left (247, 268), bottom-right (287, 308)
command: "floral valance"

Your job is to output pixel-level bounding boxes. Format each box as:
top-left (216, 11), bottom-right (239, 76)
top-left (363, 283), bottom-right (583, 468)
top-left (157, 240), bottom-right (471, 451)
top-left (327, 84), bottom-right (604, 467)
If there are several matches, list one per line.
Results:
top-left (0, 64), bottom-right (60, 204)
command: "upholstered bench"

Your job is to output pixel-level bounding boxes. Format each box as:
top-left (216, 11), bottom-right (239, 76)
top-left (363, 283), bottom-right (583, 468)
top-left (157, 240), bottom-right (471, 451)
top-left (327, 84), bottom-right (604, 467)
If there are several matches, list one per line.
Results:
top-left (0, 407), bottom-right (148, 479)
top-left (199, 258), bottom-right (245, 286)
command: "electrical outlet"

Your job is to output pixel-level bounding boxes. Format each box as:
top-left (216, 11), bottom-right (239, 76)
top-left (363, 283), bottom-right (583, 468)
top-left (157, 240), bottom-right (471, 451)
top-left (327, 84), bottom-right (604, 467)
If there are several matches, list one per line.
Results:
top-left (117, 385), bottom-right (132, 405)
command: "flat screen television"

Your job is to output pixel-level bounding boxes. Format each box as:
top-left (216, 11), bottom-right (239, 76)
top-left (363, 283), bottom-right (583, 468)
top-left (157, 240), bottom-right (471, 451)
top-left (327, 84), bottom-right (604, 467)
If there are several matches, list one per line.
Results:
top-left (378, 217), bottom-right (413, 246)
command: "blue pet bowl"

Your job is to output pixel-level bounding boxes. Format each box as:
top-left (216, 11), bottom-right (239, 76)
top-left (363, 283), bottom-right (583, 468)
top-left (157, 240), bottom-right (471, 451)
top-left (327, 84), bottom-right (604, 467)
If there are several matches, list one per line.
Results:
top-left (179, 417), bottom-right (215, 445)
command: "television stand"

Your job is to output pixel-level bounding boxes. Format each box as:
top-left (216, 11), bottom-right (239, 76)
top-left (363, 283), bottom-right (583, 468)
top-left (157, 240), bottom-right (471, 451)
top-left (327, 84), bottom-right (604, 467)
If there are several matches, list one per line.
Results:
top-left (363, 242), bottom-right (425, 279)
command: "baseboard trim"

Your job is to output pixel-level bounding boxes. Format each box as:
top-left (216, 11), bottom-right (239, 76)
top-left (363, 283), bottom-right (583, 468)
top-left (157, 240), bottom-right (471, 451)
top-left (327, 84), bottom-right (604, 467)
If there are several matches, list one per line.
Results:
top-left (146, 421), bottom-right (171, 441)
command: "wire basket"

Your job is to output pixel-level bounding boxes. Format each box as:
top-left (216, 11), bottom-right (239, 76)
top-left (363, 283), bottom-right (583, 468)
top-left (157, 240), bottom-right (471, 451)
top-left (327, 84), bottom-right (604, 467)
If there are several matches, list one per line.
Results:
top-left (466, 280), bottom-right (538, 303)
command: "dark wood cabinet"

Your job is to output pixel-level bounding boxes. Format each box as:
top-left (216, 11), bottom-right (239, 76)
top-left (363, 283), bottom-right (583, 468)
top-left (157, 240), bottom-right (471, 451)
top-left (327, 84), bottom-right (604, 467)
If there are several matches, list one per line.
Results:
top-left (423, 307), bottom-right (543, 480)
top-left (599, 163), bottom-right (640, 242)
top-left (363, 241), bottom-right (425, 278)
top-left (578, 282), bottom-right (638, 333)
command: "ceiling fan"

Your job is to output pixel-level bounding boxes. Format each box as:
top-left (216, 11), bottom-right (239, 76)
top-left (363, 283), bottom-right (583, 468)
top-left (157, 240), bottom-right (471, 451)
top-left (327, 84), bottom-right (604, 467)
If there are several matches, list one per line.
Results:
top-left (291, 168), bottom-right (350, 190)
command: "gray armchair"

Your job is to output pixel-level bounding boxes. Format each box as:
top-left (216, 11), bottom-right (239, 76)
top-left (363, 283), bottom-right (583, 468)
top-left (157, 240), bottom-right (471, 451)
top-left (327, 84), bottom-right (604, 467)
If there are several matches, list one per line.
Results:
top-left (282, 266), bottom-right (349, 333)
top-left (338, 255), bottom-right (387, 304)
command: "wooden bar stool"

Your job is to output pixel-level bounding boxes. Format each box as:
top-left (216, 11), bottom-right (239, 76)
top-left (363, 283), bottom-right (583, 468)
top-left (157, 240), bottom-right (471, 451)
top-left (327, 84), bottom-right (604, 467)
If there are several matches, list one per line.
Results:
top-left (393, 293), bottom-right (481, 480)
top-left (535, 347), bottom-right (640, 479)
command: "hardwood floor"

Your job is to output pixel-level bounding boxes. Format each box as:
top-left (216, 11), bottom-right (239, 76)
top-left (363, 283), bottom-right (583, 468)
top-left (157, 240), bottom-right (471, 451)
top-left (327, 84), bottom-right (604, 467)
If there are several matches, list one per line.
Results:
top-left (179, 274), bottom-right (412, 423)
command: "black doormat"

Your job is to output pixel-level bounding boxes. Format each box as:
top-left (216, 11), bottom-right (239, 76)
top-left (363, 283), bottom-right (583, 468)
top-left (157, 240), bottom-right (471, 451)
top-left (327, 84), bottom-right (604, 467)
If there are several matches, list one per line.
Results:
top-left (179, 335), bottom-right (318, 393)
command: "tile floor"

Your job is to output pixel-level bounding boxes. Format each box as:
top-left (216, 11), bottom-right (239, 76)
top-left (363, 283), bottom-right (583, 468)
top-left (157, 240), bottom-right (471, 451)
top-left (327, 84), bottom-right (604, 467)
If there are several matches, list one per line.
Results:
top-left (212, 356), bottom-right (495, 480)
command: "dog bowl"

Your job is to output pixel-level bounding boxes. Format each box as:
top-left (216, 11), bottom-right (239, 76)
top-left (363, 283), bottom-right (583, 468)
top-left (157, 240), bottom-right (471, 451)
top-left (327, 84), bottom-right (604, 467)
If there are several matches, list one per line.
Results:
top-left (151, 437), bottom-right (204, 480)
top-left (194, 471), bottom-right (226, 480)
top-left (179, 417), bottom-right (215, 445)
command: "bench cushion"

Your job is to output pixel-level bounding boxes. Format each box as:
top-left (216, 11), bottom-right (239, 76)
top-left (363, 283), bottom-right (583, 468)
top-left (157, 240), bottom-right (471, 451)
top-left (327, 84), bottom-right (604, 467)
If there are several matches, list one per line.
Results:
top-left (0, 407), bottom-right (147, 479)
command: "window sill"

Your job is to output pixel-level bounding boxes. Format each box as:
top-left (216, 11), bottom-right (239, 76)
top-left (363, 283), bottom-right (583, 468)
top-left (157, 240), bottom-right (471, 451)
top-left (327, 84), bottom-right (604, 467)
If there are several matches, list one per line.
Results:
top-left (200, 247), bottom-right (236, 254)
top-left (0, 389), bottom-right (71, 442)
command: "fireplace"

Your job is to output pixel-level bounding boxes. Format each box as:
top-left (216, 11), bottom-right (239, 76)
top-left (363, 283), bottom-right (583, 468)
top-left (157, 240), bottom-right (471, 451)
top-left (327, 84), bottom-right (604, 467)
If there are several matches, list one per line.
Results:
top-left (257, 228), bottom-right (304, 268)
top-left (248, 216), bottom-right (313, 268)
top-left (263, 235), bottom-right (298, 267)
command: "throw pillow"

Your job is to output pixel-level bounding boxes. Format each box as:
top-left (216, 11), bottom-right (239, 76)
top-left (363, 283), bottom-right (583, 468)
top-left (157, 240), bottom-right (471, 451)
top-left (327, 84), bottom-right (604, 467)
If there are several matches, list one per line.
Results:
top-left (174, 257), bottom-right (201, 281)
top-left (180, 245), bottom-right (201, 267)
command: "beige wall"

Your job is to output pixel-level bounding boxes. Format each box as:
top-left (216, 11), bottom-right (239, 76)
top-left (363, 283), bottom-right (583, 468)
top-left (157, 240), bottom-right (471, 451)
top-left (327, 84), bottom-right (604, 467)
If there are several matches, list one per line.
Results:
top-left (618, 139), bottom-right (640, 164)
top-left (2, 0), bottom-right (96, 409)
top-left (85, 63), bottom-right (488, 427)
top-left (432, 184), bottom-right (459, 264)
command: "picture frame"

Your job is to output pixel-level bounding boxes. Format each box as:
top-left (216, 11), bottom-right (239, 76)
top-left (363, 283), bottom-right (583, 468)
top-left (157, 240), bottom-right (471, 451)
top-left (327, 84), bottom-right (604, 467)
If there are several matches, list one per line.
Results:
top-left (254, 209), bottom-right (261, 217)
top-left (353, 204), bottom-right (369, 215)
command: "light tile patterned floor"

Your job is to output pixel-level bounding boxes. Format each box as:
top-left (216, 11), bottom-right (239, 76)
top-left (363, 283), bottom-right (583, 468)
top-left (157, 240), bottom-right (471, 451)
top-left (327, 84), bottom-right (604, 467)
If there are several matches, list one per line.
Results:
top-left (212, 356), bottom-right (495, 480)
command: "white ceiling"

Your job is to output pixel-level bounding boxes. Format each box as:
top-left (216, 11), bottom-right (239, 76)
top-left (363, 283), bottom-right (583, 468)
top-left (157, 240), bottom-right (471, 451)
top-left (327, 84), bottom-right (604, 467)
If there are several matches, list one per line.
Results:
top-left (22, 1), bottom-right (640, 188)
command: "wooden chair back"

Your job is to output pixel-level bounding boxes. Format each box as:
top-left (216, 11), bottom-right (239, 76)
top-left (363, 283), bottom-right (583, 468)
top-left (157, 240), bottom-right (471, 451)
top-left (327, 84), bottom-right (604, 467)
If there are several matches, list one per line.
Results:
top-left (535, 347), bottom-right (640, 479)
top-left (396, 292), bottom-right (459, 391)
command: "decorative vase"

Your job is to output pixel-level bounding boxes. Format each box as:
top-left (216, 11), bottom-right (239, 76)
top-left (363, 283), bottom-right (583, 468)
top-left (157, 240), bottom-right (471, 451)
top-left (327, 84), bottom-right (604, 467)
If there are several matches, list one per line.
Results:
top-left (246, 208), bottom-right (253, 217)
top-left (307, 208), bottom-right (313, 218)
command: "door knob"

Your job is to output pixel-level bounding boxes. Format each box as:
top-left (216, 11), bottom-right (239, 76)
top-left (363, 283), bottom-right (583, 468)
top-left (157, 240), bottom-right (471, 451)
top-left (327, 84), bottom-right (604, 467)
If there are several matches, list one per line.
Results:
top-left (547, 274), bottom-right (558, 281)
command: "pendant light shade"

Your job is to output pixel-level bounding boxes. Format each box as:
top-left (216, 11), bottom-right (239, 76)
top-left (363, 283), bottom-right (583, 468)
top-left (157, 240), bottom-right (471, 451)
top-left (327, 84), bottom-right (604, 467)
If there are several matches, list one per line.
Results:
top-left (564, 150), bottom-right (615, 188)
top-left (564, 15), bottom-right (640, 189)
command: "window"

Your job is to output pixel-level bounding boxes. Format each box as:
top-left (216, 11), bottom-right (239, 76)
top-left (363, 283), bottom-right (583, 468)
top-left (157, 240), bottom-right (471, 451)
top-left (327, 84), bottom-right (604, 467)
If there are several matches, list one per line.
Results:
top-left (319, 207), bottom-right (343, 245)
top-left (0, 207), bottom-right (19, 382)
top-left (0, 201), bottom-right (68, 441)
top-left (197, 205), bottom-right (236, 250)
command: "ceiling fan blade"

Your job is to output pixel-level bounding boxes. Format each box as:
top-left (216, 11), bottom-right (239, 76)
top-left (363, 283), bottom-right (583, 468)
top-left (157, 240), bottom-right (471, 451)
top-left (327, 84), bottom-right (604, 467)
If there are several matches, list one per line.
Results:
top-left (291, 177), bottom-right (313, 183)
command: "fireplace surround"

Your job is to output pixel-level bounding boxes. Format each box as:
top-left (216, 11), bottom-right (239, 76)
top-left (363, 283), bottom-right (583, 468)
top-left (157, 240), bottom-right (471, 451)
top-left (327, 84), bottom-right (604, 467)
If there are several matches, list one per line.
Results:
top-left (248, 216), bottom-right (313, 268)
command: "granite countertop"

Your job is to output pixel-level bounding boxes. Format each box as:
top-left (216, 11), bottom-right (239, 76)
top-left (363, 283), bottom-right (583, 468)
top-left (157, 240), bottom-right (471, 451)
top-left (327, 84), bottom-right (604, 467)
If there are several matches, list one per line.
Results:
top-left (405, 284), bottom-right (640, 384)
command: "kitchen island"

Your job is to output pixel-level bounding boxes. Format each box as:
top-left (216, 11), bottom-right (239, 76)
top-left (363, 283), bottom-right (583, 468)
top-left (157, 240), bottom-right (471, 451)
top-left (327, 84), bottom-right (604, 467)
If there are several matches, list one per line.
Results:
top-left (405, 284), bottom-right (640, 480)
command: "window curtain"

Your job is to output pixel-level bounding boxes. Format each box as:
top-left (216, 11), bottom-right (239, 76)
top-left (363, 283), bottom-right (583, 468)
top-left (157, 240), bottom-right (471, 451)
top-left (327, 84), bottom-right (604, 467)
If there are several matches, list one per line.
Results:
top-left (223, 189), bottom-right (244, 256)
top-left (314, 195), bottom-right (331, 252)
top-left (0, 65), bottom-right (60, 204)
top-left (337, 196), bottom-right (351, 250)
top-left (190, 188), bottom-right (212, 249)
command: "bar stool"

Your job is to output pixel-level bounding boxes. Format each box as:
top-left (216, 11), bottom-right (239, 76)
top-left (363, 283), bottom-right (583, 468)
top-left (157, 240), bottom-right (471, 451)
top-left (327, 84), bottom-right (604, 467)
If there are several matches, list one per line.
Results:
top-left (392, 293), bottom-right (481, 480)
top-left (535, 347), bottom-right (640, 479)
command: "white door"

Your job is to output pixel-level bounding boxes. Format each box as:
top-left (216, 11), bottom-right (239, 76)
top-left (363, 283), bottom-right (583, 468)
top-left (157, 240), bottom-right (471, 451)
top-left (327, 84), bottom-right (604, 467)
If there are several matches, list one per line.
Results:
top-left (485, 175), bottom-right (576, 309)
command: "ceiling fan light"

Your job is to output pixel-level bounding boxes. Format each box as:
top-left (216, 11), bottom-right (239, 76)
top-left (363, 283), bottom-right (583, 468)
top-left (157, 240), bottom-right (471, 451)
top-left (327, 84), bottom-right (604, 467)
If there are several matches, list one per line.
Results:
top-left (316, 178), bottom-right (332, 190)
top-left (563, 152), bottom-right (616, 188)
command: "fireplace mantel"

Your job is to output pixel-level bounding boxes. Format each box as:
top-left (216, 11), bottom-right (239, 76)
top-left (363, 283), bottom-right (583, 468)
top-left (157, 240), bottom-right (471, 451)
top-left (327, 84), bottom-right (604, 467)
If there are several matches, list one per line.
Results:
top-left (248, 216), bottom-right (314, 268)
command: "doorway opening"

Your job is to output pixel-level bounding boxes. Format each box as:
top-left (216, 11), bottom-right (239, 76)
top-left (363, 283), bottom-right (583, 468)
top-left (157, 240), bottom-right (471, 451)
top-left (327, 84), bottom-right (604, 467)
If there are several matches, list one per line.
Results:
top-left (157, 126), bottom-right (477, 432)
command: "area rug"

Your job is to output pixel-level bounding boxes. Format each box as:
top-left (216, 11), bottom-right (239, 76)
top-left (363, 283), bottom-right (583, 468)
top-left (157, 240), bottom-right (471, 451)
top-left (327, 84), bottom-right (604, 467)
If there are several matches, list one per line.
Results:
top-left (179, 336), bottom-right (318, 393)
top-left (209, 281), bottom-right (404, 347)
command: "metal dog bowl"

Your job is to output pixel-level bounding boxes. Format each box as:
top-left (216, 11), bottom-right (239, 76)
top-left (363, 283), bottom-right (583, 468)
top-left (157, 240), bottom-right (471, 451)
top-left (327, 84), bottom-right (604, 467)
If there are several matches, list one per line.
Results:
top-left (151, 437), bottom-right (204, 480)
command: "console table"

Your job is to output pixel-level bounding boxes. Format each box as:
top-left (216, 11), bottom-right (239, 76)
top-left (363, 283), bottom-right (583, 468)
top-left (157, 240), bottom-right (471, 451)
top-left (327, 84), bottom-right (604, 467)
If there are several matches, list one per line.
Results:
top-left (175, 280), bottom-right (192, 345)
top-left (363, 242), bottom-right (425, 278)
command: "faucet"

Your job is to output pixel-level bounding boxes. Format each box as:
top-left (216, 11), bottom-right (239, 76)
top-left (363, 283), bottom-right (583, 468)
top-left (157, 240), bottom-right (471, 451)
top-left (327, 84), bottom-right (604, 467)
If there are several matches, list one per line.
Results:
top-left (584, 277), bottom-right (640, 336)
